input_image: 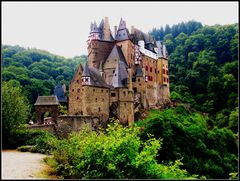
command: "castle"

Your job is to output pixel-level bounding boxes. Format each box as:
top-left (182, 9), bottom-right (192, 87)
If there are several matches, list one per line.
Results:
top-left (68, 17), bottom-right (170, 126)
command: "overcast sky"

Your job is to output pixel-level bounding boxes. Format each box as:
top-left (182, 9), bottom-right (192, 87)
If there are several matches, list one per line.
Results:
top-left (2, 1), bottom-right (239, 58)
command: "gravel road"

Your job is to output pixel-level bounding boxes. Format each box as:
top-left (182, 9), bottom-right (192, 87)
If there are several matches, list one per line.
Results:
top-left (1, 150), bottom-right (48, 179)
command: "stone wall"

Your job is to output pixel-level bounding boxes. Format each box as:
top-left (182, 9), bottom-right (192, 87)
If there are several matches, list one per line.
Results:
top-left (57, 115), bottom-right (101, 137)
top-left (81, 86), bottom-right (110, 122)
top-left (68, 65), bottom-right (83, 115)
top-left (28, 124), bottom-right (57, 135)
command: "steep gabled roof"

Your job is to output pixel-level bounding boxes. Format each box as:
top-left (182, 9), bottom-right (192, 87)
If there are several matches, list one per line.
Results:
top-left (89, 67), bottom-right (110, 88)
top-left (34, 96), bottom-right (60, 106)
top-left (156, 41), bottom-right (164, 58)
top-left (103, 45), bottom-right (128, 66)
top-left (112, 61), bottom-right (128, 88)
top-left (162, 45), bottom-right (168, 59)
top-left (82, 62), bottom-right (109, 88)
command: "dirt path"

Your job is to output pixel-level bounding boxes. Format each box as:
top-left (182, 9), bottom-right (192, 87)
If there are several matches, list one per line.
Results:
top-left (1, 150), bottom-right (49, 179)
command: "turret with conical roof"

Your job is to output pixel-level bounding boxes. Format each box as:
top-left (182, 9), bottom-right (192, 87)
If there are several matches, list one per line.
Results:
top-left (81, 62), bottom-right (91, 85)
top-left (115, 18), bottom-right (130, 41)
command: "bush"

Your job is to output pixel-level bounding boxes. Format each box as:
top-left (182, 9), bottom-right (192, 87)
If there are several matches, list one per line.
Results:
top-left (136, 106), bottom-right (238, 179)
top-left (50, 121), bottom-right (196, 179)
top-left (13, 129), bottom-right (58, 154)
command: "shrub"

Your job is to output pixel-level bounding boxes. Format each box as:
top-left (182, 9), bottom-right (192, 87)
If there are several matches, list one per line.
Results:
top-left (136, 106), bottom-right (238, 179)
top-left (50, 121), bottom-right (196, 179)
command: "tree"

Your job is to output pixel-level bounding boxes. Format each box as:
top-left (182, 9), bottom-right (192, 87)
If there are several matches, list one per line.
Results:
top-left (2, 81), bottom-right (30, 148)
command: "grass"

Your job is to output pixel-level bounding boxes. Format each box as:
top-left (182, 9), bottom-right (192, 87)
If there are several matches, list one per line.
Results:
top-left (34, 157), bottom-right (59, 179)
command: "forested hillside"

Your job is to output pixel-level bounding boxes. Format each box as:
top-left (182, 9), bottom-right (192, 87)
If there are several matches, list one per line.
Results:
top-left (150, 21), bottom-right (238, 133)
top-left (2, 45), bottom-right (87, 111)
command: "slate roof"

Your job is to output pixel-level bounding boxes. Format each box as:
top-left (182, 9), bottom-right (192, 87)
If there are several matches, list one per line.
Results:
top-left (104, 45), bottom-right (128, 66)
top-left (162, 45), bottom-right (168, 59)
top-left (82, 62), bottom-right (109, 88)
top-left (34, 96), bottom-right (60, 106)
top-left (115, 18), bottom-right (130, 41)
top-left (53, 84), bottom-right (67, 102)
top-left (112, 61), bottom-right (128, 88)
top-left (156, 41), bottom-right (164, 58)
top-left (90, 21), bottom-right (99, 33)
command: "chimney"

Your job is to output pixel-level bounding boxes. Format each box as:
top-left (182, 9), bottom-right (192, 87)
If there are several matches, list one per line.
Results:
top-left (131, 26), bottom-right (135, 34)
top-left (114, 25), bottom-right (117, 37)
top-left (104, 16), bottom-right (109, 25)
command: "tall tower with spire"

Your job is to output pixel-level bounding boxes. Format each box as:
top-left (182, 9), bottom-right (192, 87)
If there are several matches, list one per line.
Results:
top-left (87, 17), bottom-right (115, 69)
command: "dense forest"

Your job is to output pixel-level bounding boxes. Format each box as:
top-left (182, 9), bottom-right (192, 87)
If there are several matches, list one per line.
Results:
top-left (2, 45), bottom-right (87, 112)
top-left (1, 20), bottom-right (238, 179)
top-left (150, 21), bottom-right (238, 133)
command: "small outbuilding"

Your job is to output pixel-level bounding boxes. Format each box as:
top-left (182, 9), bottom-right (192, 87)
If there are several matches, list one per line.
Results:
top-left (34, 95), bottom-right (60, 124)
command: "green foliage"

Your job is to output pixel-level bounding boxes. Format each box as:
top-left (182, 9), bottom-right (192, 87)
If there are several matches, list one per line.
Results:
top-left (59, 105), bottom-right (68, 115)
top-left (151, 23), bottom-right (238, 130)
top-left (228, 107), bottom-right (239, 133)
top-left (2, 45), bottom-right (87, 110)
top-left (50, 121), bottom-right (196, 179)
top-left (136, 106), bottom-right (238, 179)
top-left (2, 81), bottom-right (30, 148)
top-left (31, 132), bottom-right (59, 154)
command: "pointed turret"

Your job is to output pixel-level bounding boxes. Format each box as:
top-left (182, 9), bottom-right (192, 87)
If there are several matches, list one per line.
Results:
top-left (87, 21), bottom-right (100, 45)
top-left (81, 62), bottom-right (91, 85)
top-left (112, 61), bottom-right (128, 88)
top-left (115, 18), bottom-right (130, 41)
top-left (98, 17), bottom-right (114, 41)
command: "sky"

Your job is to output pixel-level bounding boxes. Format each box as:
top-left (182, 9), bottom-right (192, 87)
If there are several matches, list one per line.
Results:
top-left (2, 1), bottom-right (239, 58)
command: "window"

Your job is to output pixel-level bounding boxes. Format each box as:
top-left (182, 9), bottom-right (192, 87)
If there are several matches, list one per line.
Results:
top-left (93, 89), bottom-right (95, 92)
top-left (123, 91), bottom-right (126, 96)
top-left (77, 80), bottom-right (79, 83)
top-left (155, 69), bottom-right (156, 73)
top-left (96, 98), bottom-right (97, 102)
top-left (77, 89), bottom-right (80, 93)
top-left (106, 90), bottom-right (108, 93)
top-left (158, 70), bottom-right (159, 74)
top-left (139, 83), bottom-right (142, 86)
top-left (119, 34), bottom-right (121, 37)
top-left (98, 107), bottom-right (101, 111)
top-left (138, 78), bottom-right (140, 82)
top-left (72, 89), bottom-right (74, 92)
top-left (102, 98), bottom-right (104, 101)
top-left (163, 69), bottom-right (165, 74)
top-left (166, 70), bottom-right (168, 75)
top-left (164, 77), bottom-right (166, 82)
top-left (77, 97), bottom-right (79, 100)
top-left (101, 89), bottom-right (103, 93)
top-left (145, 66), bottom-right (148, 71)
top-left (113, 70), bottom-right (115, 73)
top-left (150, 67), bottom-right (152, 72)
top-left (111, 92), bottom-right (116, 97)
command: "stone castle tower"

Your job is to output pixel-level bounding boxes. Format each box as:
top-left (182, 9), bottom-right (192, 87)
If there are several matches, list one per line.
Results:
top-left (69, 17), bottom-right (170, 126)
